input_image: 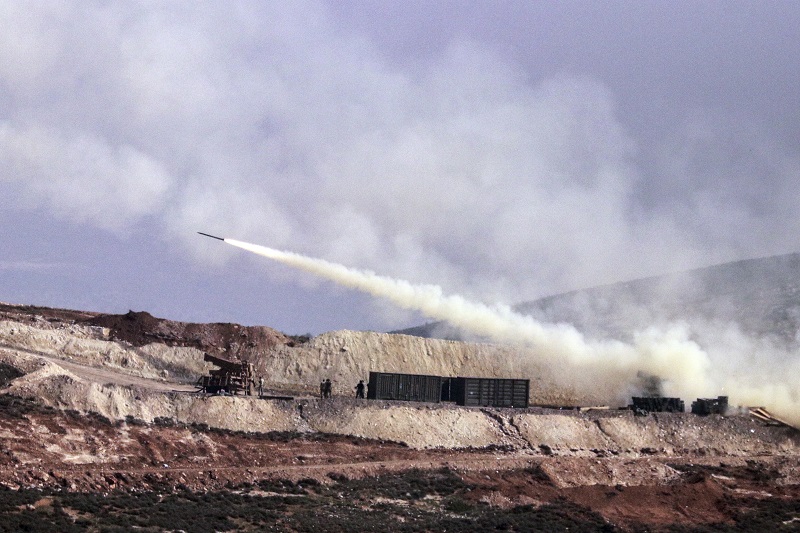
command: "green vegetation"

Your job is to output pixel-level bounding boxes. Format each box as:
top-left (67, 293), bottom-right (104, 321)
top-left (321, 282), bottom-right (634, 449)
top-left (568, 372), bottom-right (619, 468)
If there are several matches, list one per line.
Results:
top-left (0, 363), bottom-right (23, 388)
top-left (2, 467), bottom-right (797, 532)
top-left (0, 394), bottom-right (51, 418)
top-left (0, 469), bottom-right (615, 532)
top-left (286, 333), bottom-right (312, 346)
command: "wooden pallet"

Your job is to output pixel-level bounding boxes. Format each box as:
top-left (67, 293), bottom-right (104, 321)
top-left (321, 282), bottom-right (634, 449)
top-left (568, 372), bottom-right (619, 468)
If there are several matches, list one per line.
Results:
top-left (749, 407), bottom-right (797, 430)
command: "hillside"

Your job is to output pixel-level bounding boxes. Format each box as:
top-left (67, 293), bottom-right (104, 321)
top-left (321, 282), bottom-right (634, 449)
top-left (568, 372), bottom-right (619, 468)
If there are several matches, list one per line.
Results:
top-left (393, 252), bottom-right (800, 344)
top-left (1, 301), bottom-right (799, 530)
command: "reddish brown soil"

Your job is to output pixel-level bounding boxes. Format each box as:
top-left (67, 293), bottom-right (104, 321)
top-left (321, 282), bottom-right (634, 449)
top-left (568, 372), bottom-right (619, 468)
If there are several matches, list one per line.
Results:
top-left (0, 302), bottom-right (296, 359)
top-left (3, 302), bottom-right (800, 531)
top-left (1, 397), bottom-right (798, 531)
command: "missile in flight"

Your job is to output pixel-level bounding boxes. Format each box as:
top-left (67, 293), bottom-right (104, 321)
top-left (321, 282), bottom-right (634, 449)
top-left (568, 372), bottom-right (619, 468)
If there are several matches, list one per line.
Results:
top-left (198, 232), bottom-right (225, 241)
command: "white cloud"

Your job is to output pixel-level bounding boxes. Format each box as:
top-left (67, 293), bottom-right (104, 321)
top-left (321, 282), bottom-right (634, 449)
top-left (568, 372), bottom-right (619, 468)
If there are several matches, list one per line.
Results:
top-left (1, 1), bottom-right (799, 305)
top-left (0, 122), bottom-right (172, 231)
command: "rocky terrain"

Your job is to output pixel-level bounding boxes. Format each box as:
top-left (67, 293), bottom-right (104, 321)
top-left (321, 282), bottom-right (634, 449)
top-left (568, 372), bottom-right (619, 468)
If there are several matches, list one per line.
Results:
top-left (1, 301), bottom-right (799, 531)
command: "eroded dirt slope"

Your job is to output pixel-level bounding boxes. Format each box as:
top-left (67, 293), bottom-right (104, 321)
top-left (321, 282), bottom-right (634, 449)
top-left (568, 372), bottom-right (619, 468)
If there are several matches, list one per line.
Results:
top-left (2, 302), bottom-right (800, 531)
top-left (1, 395), bottom-right (800, 531)
top-left (1, 302), bottom-right (598, 405)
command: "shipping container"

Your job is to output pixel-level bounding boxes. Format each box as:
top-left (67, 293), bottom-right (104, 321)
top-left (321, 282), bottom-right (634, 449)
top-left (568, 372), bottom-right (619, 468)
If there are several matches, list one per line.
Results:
top-left (367, 371), bottom-right (443, 403)
top-left (450, 377), bottom-right (530, 408)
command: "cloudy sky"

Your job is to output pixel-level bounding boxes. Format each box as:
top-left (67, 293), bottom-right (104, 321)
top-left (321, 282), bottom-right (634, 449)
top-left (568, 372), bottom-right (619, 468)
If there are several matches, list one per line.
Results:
top-left (1, 1), bottom-right (799, 334)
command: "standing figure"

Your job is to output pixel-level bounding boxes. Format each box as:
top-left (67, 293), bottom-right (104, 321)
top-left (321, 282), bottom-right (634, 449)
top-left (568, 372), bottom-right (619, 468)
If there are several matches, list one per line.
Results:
top-left (355, 380), bottom-right (365, 399)
top-left (324, 378), bottom-right (332, 398)
top-left (258, 376), bottom-right (264, 398)
top-left (319, 380), bottom-right (325, 399)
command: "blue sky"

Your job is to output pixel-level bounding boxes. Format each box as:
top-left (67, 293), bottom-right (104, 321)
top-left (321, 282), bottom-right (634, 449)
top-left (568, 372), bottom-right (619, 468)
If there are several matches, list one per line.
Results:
top-left (2, 1), bottom-right (799, 334)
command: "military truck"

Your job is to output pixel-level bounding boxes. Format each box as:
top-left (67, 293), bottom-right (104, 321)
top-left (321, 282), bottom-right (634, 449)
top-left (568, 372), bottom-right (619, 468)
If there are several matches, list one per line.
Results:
top-left (196, 352), bottom-right (255, 395)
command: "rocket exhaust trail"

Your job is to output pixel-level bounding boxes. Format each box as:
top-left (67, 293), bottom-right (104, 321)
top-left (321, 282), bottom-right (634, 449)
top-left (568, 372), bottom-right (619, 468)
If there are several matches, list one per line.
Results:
top-left (219, 239), bottom-right (677, 357)
top-left (221, 238), bottom-right (700, 371)
top-left (212, 237), bottom-right (800, 426)
top-left (222, 238), bottom-right (541, 345)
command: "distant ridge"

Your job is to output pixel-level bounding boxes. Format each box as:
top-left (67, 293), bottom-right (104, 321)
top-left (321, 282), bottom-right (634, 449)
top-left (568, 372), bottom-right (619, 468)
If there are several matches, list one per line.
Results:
top-left (391, 252), bottom-right (800, 344)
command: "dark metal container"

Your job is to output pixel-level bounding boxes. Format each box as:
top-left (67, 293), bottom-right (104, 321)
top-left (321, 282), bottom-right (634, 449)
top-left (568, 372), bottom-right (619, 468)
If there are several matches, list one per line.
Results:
top-left (367, 371), bottom-right (443, 403)
top-left (450, 377), bottom-right (530, 408)
top-left (631, 396), bottom-right (685, 413)
top-left (691, 396), bottom-right (728, 415)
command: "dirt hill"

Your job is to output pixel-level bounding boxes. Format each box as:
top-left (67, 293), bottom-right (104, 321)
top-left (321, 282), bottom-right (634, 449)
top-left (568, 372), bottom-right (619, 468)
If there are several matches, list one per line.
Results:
top-left (397, 252), bottom-right (800, 344)
top-left (1, 301), bottom-right (799, 531)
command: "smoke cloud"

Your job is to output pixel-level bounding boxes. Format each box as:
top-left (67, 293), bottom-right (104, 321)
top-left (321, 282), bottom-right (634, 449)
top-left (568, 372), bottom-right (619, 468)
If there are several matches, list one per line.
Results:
top-left (225, 238), bottom-right (800, 427)
top-left (2, 3), bottom-right (799, 427)
top-left (2, 2), bottom-right (800, 312)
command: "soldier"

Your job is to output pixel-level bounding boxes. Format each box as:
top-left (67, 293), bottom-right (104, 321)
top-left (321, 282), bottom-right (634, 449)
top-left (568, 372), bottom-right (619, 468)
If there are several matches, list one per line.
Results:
top-left (319, 380), bottom-right (325, 399)
top-left (324, 378), bottom-right (332, 398)
top-left (355, 380), bottom-right (365, 399)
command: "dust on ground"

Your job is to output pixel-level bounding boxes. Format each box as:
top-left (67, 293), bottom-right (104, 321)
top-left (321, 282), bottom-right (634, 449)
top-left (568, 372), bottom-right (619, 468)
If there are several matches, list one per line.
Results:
top-left (1, 301), bottom-right (799, 531)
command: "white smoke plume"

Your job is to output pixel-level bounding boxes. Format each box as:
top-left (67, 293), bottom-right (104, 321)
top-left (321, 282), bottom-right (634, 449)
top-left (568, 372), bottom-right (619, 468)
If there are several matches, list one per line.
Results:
top-left (225, 238), bottom-right (800, 427)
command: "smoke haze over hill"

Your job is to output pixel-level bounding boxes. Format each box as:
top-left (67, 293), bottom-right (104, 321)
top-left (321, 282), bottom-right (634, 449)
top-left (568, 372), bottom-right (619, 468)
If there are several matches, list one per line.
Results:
top-left (226, 238), bottom-right (800, 427)
top-left (2, 2), bottom-right (800, 334)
